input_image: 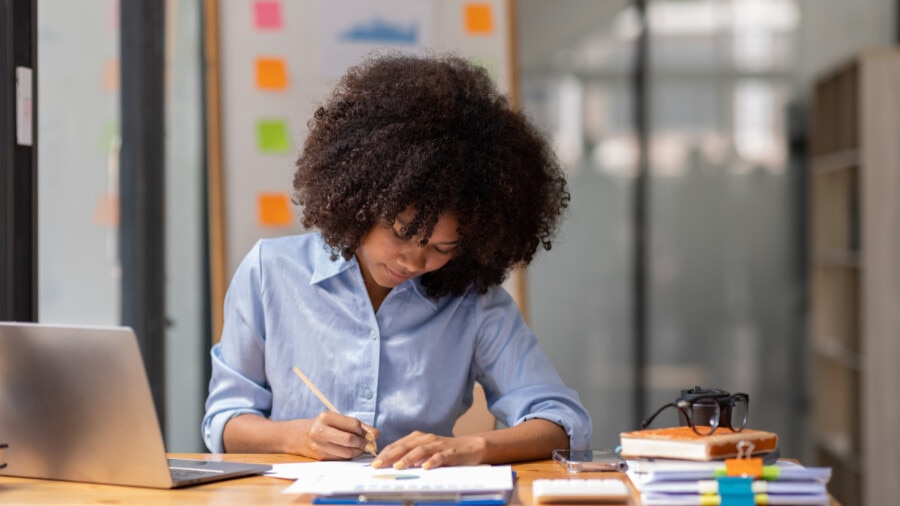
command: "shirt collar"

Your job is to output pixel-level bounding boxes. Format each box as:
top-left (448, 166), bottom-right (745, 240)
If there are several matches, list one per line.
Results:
top-left (408, 277), bottom-right (438, 311)
top-left (309, 236), bottom-right (355, 285)
top-left (307, 233), bottom-right (439, 311)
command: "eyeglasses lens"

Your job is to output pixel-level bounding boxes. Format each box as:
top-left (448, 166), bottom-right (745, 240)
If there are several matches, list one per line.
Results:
top-left (690, 398), bottom-right (720, 436)
top-left (730, 395), bottom-right (749, 431)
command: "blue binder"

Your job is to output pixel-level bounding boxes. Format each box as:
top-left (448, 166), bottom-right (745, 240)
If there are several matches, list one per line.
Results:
top-left (312, 489), bottom-right (512, 505)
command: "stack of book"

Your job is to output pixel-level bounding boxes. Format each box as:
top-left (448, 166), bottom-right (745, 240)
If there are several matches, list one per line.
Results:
top-left (620, 428), bottom-right (832, 505)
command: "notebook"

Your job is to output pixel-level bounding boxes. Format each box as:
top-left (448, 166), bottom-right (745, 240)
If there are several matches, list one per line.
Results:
top-left (0, 322), bottom-right (271, 488)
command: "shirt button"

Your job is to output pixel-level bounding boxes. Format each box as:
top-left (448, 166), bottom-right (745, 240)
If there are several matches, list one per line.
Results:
top-left (364, 388), bottom-right (374, 400)
top-left (370, 330), bottom-right (377, 340)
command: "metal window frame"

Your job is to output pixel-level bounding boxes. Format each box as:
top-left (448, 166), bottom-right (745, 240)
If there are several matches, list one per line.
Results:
top-left (0, 0), bottom-right (37, 323)
top-left (120, 0), bottom-right (167, 432)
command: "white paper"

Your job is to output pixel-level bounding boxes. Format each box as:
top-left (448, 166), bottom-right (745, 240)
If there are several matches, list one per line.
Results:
top-left (277, 460), bottom-right (513, 495)
top-left (267, 457), bottom-right (374, 480)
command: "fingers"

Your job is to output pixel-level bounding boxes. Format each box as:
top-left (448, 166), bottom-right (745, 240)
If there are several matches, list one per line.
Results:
top-left (372, 432), bottom-right (481, 470)
top-left (307, 412), bottom-right (378, 460)
top-left (361, 422), bottom-right (379, 455)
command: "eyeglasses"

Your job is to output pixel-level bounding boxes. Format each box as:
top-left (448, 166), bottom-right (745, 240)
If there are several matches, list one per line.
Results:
top-left (641, 392), bottom-right (750, 436)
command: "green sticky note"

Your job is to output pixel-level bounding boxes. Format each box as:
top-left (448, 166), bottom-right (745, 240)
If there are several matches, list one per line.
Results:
top-left (470, 56), bottom-right (498, 84)
top-left (100, 121), bottom-right (120, 152)
top-left (257, 119), bottom-right (291, 153)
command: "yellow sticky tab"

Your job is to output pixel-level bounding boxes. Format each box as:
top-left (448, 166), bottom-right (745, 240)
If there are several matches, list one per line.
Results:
top-left (258, 193), bottom-right (293, 226)
top-left (256, 57), bottom-right (288, 90)
top-left (464, 3), bottom-right (493, 34)
top-left (725, 457), bottom-right (763, 477)
top-left (699, 495), bottom-right (721, 506)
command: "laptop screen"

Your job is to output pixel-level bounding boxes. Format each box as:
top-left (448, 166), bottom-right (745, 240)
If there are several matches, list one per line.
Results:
top-left (0, 323), bottom-right (185, 487)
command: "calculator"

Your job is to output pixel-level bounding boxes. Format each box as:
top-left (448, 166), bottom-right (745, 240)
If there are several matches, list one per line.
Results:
top-left (532, 478), bottom-right (631, 504)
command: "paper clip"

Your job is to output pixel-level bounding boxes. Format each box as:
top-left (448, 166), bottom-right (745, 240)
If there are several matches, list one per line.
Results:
top-left (724, 441), bottom-right (763, 478)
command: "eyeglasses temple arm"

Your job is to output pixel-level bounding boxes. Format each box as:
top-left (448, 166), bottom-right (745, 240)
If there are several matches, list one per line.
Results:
top-left (640, 402), bottom-right (677, 429)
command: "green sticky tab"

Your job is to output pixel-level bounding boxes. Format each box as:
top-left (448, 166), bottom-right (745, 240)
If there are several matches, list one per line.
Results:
top-left (257, 119), bottom-right (291, 153)
top-left (761, 466), bottom-right (780, 480)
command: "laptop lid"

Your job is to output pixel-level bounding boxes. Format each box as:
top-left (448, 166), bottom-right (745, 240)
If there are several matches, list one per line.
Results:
top-left (0, 322), bottom-right (269, 488)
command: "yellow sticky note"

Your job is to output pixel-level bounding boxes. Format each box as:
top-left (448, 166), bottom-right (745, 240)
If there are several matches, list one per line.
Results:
top-left (464, 3), bottom-right (494, 34)
top-left (257, 119), bottom-right (291, 153)
top-left (256, 57), bottom-right (288, 90)
top-left (258, 193), bottom-right (293, 227)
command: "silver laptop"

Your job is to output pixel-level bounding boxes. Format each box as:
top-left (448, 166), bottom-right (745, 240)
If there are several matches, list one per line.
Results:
top-left (0, 322), bottom-right (271, 488)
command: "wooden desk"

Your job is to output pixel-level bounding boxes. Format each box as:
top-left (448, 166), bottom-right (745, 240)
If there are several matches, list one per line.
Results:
top-left (0, 453), bottom-right (841, 505)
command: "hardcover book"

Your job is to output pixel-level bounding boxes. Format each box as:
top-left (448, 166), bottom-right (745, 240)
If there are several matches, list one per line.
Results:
top-left (619, 427), bottom-right (778, 461)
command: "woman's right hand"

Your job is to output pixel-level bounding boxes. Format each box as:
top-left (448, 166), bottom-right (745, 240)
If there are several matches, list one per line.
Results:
top-left (222, 412), bottom-right (378, 460)
top-left (288, 411), bottom-right (379, 460)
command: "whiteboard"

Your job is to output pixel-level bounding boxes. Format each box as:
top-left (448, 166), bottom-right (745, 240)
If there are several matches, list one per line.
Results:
top-left (215, 0), bottom-right (514, 283)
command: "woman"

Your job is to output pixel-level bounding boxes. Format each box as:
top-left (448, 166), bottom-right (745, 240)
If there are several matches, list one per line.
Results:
top-left (203, 53), bottom-right (591, 470)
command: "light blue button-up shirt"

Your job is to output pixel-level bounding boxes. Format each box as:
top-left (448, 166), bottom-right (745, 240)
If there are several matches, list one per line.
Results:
top-left (202, 233), bottom-right (592, 453)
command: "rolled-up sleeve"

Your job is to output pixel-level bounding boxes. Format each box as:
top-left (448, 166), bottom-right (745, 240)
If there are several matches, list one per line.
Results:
top-left (473, 288), bottom-right (592, 450)
top-left (202, 241), bottom-right (272, 453)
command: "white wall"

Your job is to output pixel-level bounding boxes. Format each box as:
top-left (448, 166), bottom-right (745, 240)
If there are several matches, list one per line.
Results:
top-left (795, 0), bottom-right (896, 94)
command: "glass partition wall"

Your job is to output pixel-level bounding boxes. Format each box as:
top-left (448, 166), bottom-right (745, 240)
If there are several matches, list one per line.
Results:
top-left (37, 1), bottom-right (121, 326)
top-left (36, 0), bottom-right (206, 451)
top-left (520, 0), bottom-right (808, 458)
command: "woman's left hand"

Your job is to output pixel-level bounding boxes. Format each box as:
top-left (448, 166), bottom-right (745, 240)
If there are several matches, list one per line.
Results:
top-left (370, 431), bottom-right (487, 470)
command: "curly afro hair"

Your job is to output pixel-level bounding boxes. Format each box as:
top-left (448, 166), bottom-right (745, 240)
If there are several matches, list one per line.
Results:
top-left (293, 52), bottom-right (569, 298)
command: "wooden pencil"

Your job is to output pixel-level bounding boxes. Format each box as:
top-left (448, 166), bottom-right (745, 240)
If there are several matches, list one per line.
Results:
top-left (292, 366), bottom-right (378, 456)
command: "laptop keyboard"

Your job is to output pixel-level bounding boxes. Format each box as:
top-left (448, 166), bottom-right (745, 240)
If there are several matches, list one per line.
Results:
top-left (170, 467), bottom-right (222, 482)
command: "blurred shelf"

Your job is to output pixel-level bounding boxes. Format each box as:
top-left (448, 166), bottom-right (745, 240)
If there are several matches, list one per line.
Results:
top-left (812, 250), bottom-right (862, 268)
top-left (811, 338), bottom-right (861, 371)
top-left (813, 434), bottom-right (861, 475)
top-left (811, 150), bottom-right (860, 174)
top-left (809, 49), bottom-right (900, 506)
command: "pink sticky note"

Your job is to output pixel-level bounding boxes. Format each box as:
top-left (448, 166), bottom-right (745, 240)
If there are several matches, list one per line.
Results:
top-left (254, 1), bottom-right (282, 30)
top-left (107, 0), bottom-right (119, 32)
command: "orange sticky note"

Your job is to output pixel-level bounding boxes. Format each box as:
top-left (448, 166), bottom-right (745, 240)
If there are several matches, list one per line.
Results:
top-left (258, 193), bottom-right (293, 227)
top-left (92, 193), bottom-right (119, 227)
top-left (256, 57), bottom-right (288, 90)
top-left (464, 3), bottom-right (494, 34)
top-left (725, 457), bottom-right (763, 477)
top-left (102, 59), bottom-right (119, 91)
